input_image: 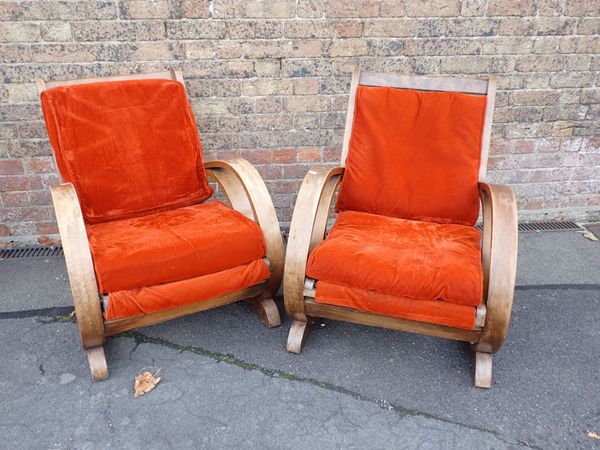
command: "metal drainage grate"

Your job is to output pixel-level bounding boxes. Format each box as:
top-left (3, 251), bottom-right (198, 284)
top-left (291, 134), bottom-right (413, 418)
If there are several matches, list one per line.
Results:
top-left (518, 221), bottom-right (581, 232)
top-left (0, 246), bottom-right (63, 260)
top-left (477, 221), bottom-right (581, 232)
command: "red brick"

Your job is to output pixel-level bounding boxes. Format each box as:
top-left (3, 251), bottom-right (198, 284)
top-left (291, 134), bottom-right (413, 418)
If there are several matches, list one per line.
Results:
top-left (38, 235), bottom-right (61, 246)
top-left (0, 159), bottom-right (24, 175)
top-left (24, 157), bottom-right (54, 173)
top-left (298, 148), bottom-right (321, 162)
top-left (1, 192), bottom-right (28, 207)
top-left (243, 150), bottom-right (272, 164)
top-left (273, 148), bottom-right (296, 163)
top-left (0, 175), bottom-right (42, 192)
top-left (37, 222), bottom-right (59, 235)
top-left (283, 164), bottom-right (312, 179)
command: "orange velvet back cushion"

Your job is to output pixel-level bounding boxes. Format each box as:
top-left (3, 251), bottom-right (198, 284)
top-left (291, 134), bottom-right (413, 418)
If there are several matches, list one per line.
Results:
top-left (336, 85), bottom-right (487, 226)
top-left (41, 79), bottom-right (213, 223)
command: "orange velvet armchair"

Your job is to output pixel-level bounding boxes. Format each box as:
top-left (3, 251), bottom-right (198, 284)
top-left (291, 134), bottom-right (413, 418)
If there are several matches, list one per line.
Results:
top-left (37, 70), bottom-right (284, 381)
top-left (284, 68), bottom-right (518, 388)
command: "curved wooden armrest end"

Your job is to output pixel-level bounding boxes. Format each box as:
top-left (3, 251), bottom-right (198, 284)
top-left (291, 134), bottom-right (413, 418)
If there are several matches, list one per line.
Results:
top-left (477, 182), bottom-right (518, 353)
top-left (283, 166), bottom-right (344, 320)
top-left (50, 183), bottom-right (104, 348)
top-left (204, 159), bottom-right (285, 295)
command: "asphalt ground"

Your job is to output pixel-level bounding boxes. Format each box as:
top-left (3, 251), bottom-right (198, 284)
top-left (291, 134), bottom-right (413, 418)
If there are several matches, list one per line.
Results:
top-left (1, 229), bottom-right (599, 449)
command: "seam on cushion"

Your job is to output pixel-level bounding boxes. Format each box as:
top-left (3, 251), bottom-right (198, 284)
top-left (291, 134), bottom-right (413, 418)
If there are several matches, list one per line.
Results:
top-left (336, 85), bottom-right (363, 213)
top-left (174, 82), bottom-right (202, 193)
top-left (465, 93), bottom-right (487, 226)
top-left (48, 89), bottom-right (98, 205)
top-left (43, 92), bottom-right (77, 184)
top-left (174, 81), bottom-right (213, 200)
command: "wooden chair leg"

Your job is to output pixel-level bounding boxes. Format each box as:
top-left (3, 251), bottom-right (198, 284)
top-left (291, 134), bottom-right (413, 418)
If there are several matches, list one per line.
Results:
top-left (252, 297), bottom-right (281, 328)
top-left (287, 320), bottom-right (310, 354)
top-left (474, 351), bottom-right (492, 388)
top-left (86, 346), bottom-right (108, 381)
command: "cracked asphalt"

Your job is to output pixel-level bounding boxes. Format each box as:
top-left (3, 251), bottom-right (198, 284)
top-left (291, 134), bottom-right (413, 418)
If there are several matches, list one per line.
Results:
top-left (1, 229), bottom-right (599, 449)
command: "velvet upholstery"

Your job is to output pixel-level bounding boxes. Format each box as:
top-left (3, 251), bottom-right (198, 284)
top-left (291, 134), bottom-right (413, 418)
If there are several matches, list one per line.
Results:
top-left (87, 202), bottom-right (266, 293)
top-left (314, 281), bottom-right (476, 329)
top-left (40, 79), bottom-right (213, 224)
top-left (336, 86), bottom-right (487, 226)
top-left (306, 211), bottom-right (483, 308)
top-left (105, 259), bottom-right (270, 320)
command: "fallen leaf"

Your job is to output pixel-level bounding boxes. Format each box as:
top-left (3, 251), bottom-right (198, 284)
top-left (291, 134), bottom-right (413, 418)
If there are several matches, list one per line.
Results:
top-left (582, 230), bottom-right (599, 242)
top-left (588, 431), bottom-right (600, 440)
top-left (134, 369), bottom-right (161, 398)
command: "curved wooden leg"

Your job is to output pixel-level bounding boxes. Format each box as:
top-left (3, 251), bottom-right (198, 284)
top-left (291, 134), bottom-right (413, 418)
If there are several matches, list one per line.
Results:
top-left (474, 351), bottom-right (492, 388)
top-left (287, 320), bottom-right (310, 354)
top-left (252, 297), bottom-right (281, 328)
top-left (86, 346), bottom-right (108, 382)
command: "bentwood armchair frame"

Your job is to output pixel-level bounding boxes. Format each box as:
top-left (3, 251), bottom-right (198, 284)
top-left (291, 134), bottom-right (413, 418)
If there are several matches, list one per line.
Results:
top-left (37, 70), bottom-right (284, 381)
top-left (284, 67), bottom-right (518, 388)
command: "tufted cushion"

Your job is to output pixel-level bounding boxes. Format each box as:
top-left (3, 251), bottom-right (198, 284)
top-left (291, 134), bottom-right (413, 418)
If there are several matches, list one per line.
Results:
top-left (307, 210), bottom-right (483, 318)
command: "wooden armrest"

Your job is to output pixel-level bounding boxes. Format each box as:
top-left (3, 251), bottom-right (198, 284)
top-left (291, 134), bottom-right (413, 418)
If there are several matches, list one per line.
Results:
top-left (477, 182), bottom-right (518, 353)
top-left (50, 183), bottom-right (104, 348)
top-left (284, 166), bottom-right (344, 320)
top-left (204, 159), bottom-right (284, 295)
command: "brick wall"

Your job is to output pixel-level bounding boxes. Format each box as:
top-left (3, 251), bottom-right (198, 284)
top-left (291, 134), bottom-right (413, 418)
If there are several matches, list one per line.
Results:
top-left (1, 0), bottom-right (599, 243)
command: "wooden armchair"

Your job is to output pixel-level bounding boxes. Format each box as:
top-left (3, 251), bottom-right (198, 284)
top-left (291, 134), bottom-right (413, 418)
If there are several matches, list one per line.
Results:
top-left (37, 70), bottom-right (284, 381)
top-left (284, 68), bottom-right (518, 388)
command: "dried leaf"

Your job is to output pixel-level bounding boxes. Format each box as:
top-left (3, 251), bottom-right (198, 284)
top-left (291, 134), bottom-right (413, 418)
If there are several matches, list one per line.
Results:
top-left (582, 230), bottom-right (599, 242)
top-left (588, 431), bottom-right (600, 440)
top-left (134, 369), bottom-right (161, 398)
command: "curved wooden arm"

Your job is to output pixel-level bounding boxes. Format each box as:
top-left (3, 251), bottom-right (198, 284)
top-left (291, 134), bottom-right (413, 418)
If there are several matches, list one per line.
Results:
top-left (476, 182), bottom-right (518, 353)
top-left (50, 183), bottom-right (104, 348)
top-left (284, 166), bottom-right (344, 320)
top-left (204, 159), bottom-right (284, 295)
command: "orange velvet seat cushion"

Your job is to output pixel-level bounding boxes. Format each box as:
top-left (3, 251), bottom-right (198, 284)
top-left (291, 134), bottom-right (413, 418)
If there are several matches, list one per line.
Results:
top-left (40, 79), bottom-right (213, 224)
top-left (306, 210), bottom-right (483, 308)
top-left (105, 259), bottom-right (270, 320)
top-left (314, 282), bottom-right (476, 330)
top-left (87, 202), bottom-right (266, 293)
top-left (336, 86), bottom-right (487, 226)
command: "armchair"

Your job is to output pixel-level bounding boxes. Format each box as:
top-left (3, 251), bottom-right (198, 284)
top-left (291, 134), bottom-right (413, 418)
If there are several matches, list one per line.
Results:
top-left (37, 70), bottom-right (284, 381)
top-left (284, 68), bottom-right (518, 388)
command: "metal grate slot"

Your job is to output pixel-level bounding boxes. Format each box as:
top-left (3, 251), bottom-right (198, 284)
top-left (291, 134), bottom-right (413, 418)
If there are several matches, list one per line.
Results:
top-left (0, 246), bottom-right (63, 260)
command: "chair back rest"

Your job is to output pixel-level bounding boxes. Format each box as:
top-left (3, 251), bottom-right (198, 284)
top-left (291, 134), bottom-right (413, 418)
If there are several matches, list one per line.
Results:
top-left (336, 69), bottom-right (495, 226)
top-left (38, 71), bottom-right (213, 224)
